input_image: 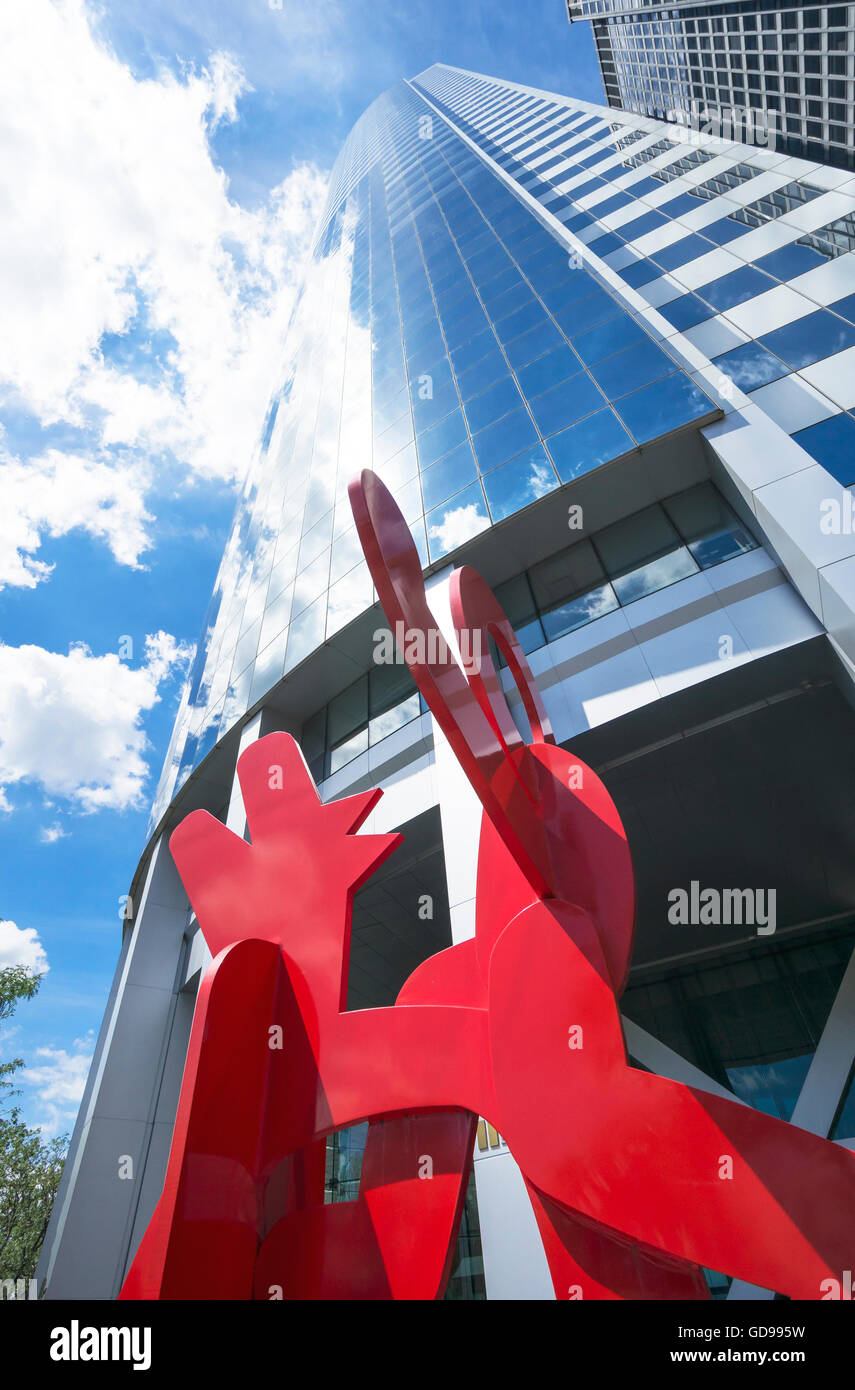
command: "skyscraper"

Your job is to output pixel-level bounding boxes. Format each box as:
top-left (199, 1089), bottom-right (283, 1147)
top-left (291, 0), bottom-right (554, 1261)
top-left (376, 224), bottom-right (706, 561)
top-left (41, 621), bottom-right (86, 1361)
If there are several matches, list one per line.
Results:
top-left (567, 0), bottom-right (855, 173)
top-left (41, 63), bottom-right (855, 1301)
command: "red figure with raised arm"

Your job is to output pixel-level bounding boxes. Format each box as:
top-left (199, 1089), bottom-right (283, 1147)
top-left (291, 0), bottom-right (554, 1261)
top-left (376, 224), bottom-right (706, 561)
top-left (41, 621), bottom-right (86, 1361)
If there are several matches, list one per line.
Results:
top-left (121, 469), bottom-right (855, 1302)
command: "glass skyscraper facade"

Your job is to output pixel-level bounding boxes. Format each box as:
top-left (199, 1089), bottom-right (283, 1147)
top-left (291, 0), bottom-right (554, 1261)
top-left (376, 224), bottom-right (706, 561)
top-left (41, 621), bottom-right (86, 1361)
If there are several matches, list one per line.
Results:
top-left (41, 64), bottom-right (855, 1302)
top-left (567, 0), bottom-right (855, 173)
top-left (149, 74), bottom-right (721, 833)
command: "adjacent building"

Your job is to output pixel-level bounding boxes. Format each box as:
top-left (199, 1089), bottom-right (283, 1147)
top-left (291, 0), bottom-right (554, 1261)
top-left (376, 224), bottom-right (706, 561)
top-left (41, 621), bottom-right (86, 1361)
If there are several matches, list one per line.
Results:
top-left (40, 63), bottom-right (855, 1300)
top-left (567, 0), bottom-right (855, 173)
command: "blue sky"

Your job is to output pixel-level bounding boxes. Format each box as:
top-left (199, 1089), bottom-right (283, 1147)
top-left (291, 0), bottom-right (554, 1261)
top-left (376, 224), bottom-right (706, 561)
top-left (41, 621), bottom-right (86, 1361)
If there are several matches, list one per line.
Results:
top-left (104, 0), bottom-right (603, 200)
top-left (0, 0), bottom-right (601, 1135)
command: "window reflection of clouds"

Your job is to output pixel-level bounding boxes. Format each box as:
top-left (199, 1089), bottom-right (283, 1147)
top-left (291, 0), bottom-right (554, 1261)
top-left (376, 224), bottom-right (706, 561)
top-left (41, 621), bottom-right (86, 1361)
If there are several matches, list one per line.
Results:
top-left (611, 548), bottom-right (699, 604)
top-left (151, 77), bottom-right (719, 824)
top-left (427, 493), bottom-right (491, 559)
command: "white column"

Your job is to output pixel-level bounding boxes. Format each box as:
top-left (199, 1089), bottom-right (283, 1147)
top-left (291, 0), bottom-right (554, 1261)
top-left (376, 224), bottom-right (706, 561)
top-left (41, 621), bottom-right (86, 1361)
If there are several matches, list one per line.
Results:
top-left (728, 942), bottom-right (855, 1302)
top-left (38, 831), bottom-right (191, 1299)
top-left (790, 945), bottom-right (855, 1138)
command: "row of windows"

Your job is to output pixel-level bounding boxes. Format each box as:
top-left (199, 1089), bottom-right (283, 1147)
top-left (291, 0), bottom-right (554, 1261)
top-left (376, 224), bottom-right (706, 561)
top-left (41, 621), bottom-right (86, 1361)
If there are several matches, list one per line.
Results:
top-left (616, 203), bottom-right (851, 302)
top-left (602, 3), bottom-right (851, 28)
top-left (613, 25), bottom-right (853, 49)
top-left (386, 78), bottom-right (855, 487)
top-left (493, 480), bottom-right (756, 650)
top-left (713, 300), bottom-right (855, 386)
top-left (709, 298), bottom-right (855, 485)
top-left (628, 50), bottom-right (855, 75)
top-left (617, 73), bottom-right (855, 100)
top-left (623, 924), bottom-right (855, 1130)
top-left (424, 84), bottom-right (651, 221)
top-left (615, 44), bottom-right (855, 80)
top-left (589, 165), bottom-right (841, 287)
top-left (657, 262), bottom-right (855, 337)
top-left (598, 5), bottom-right (855, 166)
top-left (684, 76), bottom-right (855, 102)
top-left (301, 483), bottom-right (756, 782)
top-left (624, 103), bottom-right (855, 153)
top-left (428, 79), bottom-right (829, 283)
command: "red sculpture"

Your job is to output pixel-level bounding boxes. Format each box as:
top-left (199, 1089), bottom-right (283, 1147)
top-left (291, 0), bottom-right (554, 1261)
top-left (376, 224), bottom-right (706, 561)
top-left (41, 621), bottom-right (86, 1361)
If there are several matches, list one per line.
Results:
top-left (120, 468), bottom-right (855, 1301)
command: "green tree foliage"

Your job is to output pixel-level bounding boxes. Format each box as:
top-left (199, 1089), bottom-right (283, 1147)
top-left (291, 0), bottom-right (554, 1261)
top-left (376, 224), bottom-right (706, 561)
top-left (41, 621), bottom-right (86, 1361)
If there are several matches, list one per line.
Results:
top-left (0, 962), bottom-right (68, 1289)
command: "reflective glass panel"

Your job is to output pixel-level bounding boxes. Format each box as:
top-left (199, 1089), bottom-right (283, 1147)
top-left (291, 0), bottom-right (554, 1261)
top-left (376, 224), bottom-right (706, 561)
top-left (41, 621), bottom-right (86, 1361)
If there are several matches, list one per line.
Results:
top-left (572, 314), bottom-right (645, 366)
top-left (417, 407), bottom-right (469, 468)
top-left (591, 340), bottom-right (676, 398)
top-left (527, 372), bottom-right (605, 437)
top-left (472, 406), bottom-right (540, 473)
top-left (328, 676), bottom-right (368, 749)
top-left (546, 408), bottom-right (635, 482)
top-left (792, 414), bottom-right (855, 486)
top-left (615, 374), bottom-right (715, 443)
top-left (541, 582), bottom-right (620, 641)
top-left (503, 319), bottom-right (564, 369)
top-left (463, 375), bottom-right (525, 434)
top-left (529, 538), bottom-right (606, 611)
top-left (481, 446), bottom-right (559, 522)
top-left (696, 266), bottom-right (775, 312)
top-left (516, 344), bottom-right (580, 398)
top-left (759, 311), bottom-right (855, 370)
top-left (712, 341), bottom-right (789, 392)
top-left (420, 439), bottom-right (479, 510)
top-left (426, 481), bottom-right (490, 561)
top-left (663, 483), bottom-right (757, 568)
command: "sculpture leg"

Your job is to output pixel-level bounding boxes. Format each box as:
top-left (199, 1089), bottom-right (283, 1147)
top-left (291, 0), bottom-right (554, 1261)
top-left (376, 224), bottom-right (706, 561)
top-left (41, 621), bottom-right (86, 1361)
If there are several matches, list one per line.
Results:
top-left (524, 1180), bottom-right (709, 1301)
top-left (490, 900), bottom-right (855, 1300)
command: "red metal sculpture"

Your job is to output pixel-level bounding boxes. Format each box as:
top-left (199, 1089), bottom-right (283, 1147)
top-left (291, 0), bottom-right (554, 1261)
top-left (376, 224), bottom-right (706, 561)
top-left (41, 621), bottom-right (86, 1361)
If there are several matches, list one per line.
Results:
top-left (121, 468), bottom-right (855, 1301)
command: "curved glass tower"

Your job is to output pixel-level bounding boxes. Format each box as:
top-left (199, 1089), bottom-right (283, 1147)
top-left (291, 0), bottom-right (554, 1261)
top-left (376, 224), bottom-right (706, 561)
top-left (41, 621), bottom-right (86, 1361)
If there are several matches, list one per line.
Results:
top-left (41, 64), bottom-right (855, 1301)
top-left (148, 69), bottom-right (720, 835)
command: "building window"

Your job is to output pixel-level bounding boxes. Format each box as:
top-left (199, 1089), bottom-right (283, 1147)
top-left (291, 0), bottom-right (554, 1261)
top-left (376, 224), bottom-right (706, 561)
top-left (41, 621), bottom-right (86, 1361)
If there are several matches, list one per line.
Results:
top-left (623, 926), bottom-right (855, 1120)
top-left (303, 665), bottom-right (426, 782)
top-left (324, 1126), bottom-right (486, 1297)
top-left (303, 485), bottom-right (758, 778)
top-left (495, 482), bottom-right (757, 652)
top-left (444, 1172), bottom-right (487, 1299)
top-left (325, 1122), bottom-right (368, 1203)
top-left (831, 1063), bottom-right (855, 1141)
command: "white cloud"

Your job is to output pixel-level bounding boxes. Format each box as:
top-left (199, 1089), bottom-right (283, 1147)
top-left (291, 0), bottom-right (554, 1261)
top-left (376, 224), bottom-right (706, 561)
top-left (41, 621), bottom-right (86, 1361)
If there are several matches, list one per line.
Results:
top-left (22, 1036), bottom-right (93, 1137)
top-left (142, 630), bottom-right (196, 687)
top-left (39, 824), bottom-right (68, 844)
top-left (0, 0), bottom-right (328, 586)
top-left (428, 503), bottom-right (491, 554)
top-left (528, 458), bottom-right (555, 498)
top-left (0, 632), bottom-right (193, 812)
top-left (0, 448), bottom-right (153, 590)
top-left (0, 920), bottom-right (49, 973)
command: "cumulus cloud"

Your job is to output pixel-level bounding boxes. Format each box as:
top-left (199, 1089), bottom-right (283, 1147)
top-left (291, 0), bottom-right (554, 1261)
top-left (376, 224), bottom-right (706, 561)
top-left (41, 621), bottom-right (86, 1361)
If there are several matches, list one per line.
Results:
top-left (0, 448), bottom-right (153, 590)
top-left (0, 0), bottom-right (328, 586)
top-left (39, 824), bottom-right (68, 844)
top-left (528, 457), bottom-right (556, 498)
top-left (0, 632), bottom-right (193, 812)
top-left (21, 1036), bottom-right (93, 1137)
top-left (0, 920), bottom-right (49, 973)
top-left (428, 503), bottom-right (491, 555)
